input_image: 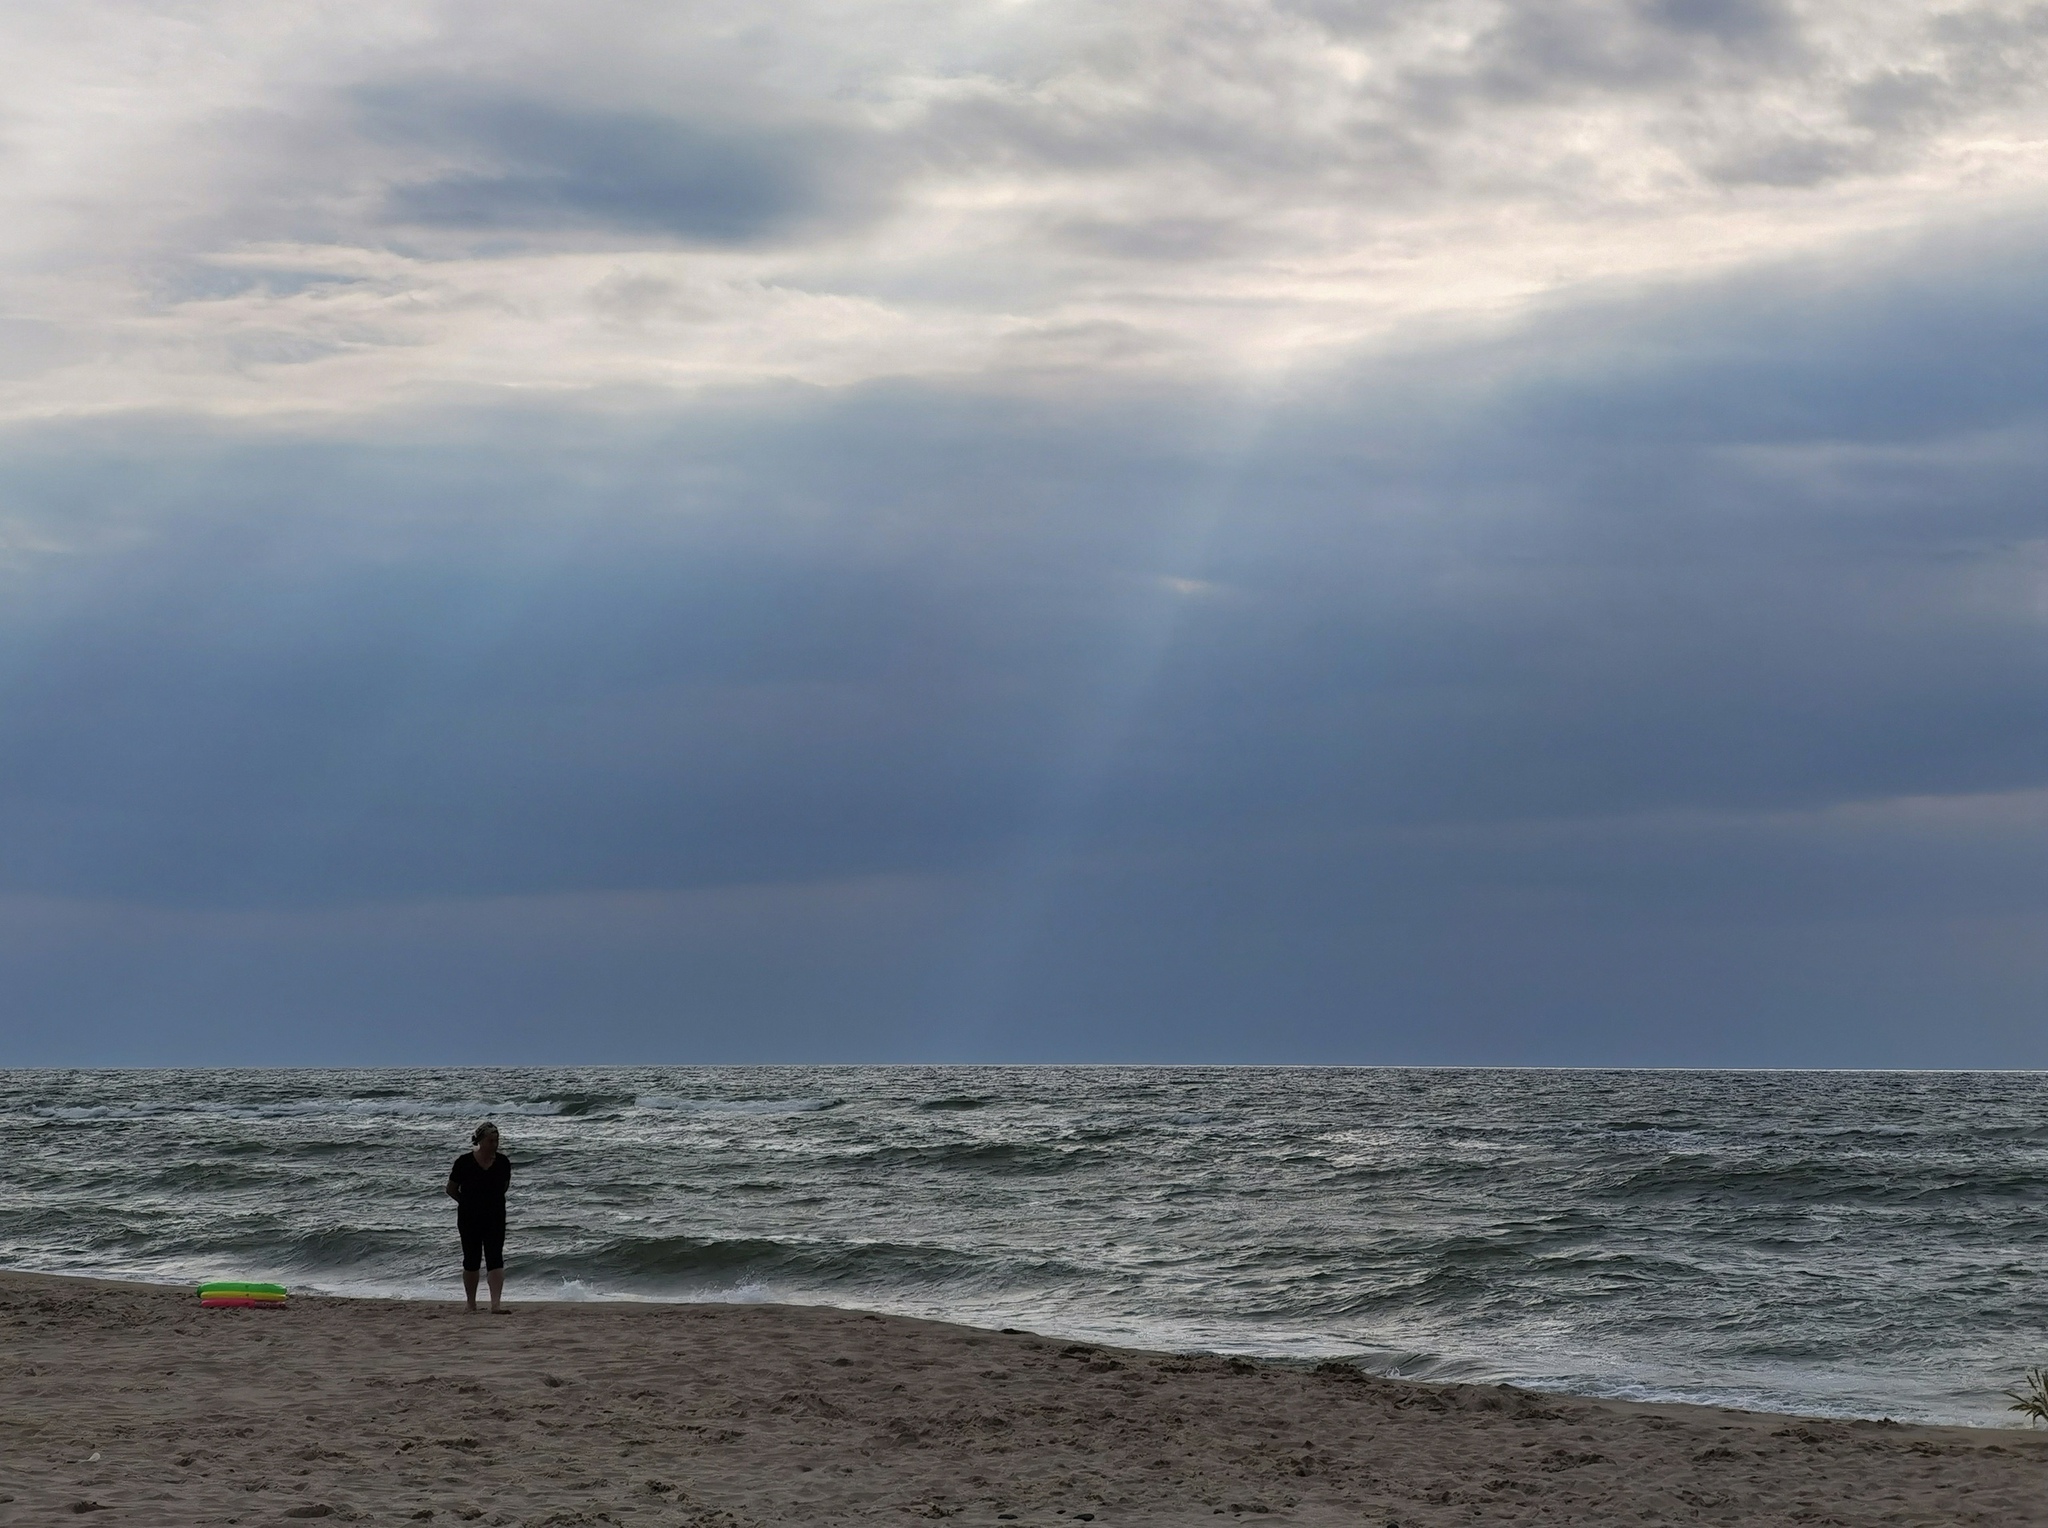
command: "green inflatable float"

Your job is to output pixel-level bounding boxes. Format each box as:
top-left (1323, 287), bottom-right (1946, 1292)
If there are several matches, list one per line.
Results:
top-left (197, 1281), bottom-right (288, 1308)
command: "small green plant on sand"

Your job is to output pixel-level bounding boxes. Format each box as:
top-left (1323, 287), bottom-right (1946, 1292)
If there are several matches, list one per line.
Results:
top-left (2005, 1367), bottom-right (2048, 1426)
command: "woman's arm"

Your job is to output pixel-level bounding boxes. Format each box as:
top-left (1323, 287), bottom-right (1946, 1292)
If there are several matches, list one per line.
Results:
top-left (446, 1166), bottom-right (462, 1201)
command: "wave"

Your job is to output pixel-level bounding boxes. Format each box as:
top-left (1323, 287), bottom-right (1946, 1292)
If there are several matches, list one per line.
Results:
top-left (340, 1098), bottom-right (572, 1119)
top-left (26, 1096), bottom-right (605, 1124)
top-left (842, 1141), bottom-right (1099, 1175)
top-left (34, 1097), bottom-right (585, 1122)
top-left (1599, 1156), bottom-right (2041, 1205)
top-left (520, 1093), bottom-right (634, 1118)
top-left (633, 1095), bottom-right (842, 1115)
top-left (144, 1160), bottom-right (298, 1191)
top-left (523, 1234), bottom-right (999, 1290)
top-left (114, 1225), bottom-right (429, 1277)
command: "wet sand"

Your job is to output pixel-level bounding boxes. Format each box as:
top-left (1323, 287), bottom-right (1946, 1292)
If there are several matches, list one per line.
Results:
top-left (2, 1270), bottom-right (2042, 1525)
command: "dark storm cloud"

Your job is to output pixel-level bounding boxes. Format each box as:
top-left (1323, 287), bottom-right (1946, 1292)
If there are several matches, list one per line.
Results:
top-left (6, 220), bottom-right (2048, 1060)
top-left (357, 83), bottom-right (851, 242)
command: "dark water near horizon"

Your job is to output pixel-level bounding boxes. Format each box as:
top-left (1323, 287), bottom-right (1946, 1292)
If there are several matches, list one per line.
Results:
top-left (3, 1066), bottom-right (2045, 1426)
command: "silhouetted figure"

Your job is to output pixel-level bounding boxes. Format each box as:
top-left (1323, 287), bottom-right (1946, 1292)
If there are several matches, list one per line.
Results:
top-left (447, 1121), bottom-right (512, 1312)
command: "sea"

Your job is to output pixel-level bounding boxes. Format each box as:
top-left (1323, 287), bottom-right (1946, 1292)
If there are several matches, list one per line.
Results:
top-left (3, 1066), bottom-right (2044, 1427)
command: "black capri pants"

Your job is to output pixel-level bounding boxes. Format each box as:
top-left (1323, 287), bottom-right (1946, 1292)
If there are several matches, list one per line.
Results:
top-left (460, 1215), bottom-right (505, 1272)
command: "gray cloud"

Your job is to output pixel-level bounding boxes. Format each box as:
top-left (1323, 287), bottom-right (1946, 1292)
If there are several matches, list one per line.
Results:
top-left (878, 0), bottom-right (2048, 228)
top-left (1474, 0), bottom-right (1804, 100)
top-left (359, 84), bottom-right (851, 242)
top-left (17, 0), bottom-right (2047, 443)
top-left (6, 219), bottom-right (2048, 1060)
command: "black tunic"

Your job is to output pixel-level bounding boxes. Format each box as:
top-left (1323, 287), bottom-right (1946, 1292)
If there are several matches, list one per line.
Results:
top-left (449, 1152), bottom-right (512, 1229)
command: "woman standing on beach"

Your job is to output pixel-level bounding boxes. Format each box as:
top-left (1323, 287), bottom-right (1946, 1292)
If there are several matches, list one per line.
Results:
top-left (446, 1122), bottom-right (512, 1313)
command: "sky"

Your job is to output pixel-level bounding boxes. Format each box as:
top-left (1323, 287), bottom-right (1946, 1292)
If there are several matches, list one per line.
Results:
top-left (6, 0), bottom-right (2048, 1066)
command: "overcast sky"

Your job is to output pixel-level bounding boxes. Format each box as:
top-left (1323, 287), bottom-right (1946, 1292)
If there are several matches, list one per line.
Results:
top-left (6, 0), bottom-right (2048, 1065)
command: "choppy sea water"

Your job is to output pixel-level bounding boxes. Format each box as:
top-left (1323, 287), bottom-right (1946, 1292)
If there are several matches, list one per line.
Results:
top-left (2, 1066), bottom-right (2043, 1426)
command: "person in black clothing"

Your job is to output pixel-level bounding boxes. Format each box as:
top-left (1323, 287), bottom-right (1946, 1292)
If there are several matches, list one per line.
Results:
top-left (447, 1121), bottom-right (512, 1312)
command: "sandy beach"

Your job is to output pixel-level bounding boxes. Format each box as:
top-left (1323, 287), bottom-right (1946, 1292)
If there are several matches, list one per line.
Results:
top-left (2, 1271), bottom-right (2042, 1527)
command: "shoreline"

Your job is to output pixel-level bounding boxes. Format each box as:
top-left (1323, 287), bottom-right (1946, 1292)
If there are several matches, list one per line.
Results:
top-left (4, 1270), bottom-right (2043, 1526)
top-left (0, 1265), bottom-right (2015, 1429)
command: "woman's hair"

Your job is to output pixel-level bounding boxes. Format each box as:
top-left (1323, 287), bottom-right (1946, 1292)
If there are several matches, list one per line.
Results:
top-left (472, 1121), bottom-right (500, 1145)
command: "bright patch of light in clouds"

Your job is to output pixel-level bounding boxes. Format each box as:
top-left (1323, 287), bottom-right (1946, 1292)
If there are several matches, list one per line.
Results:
top-left (4, 0), bottom-right (2048, 416)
